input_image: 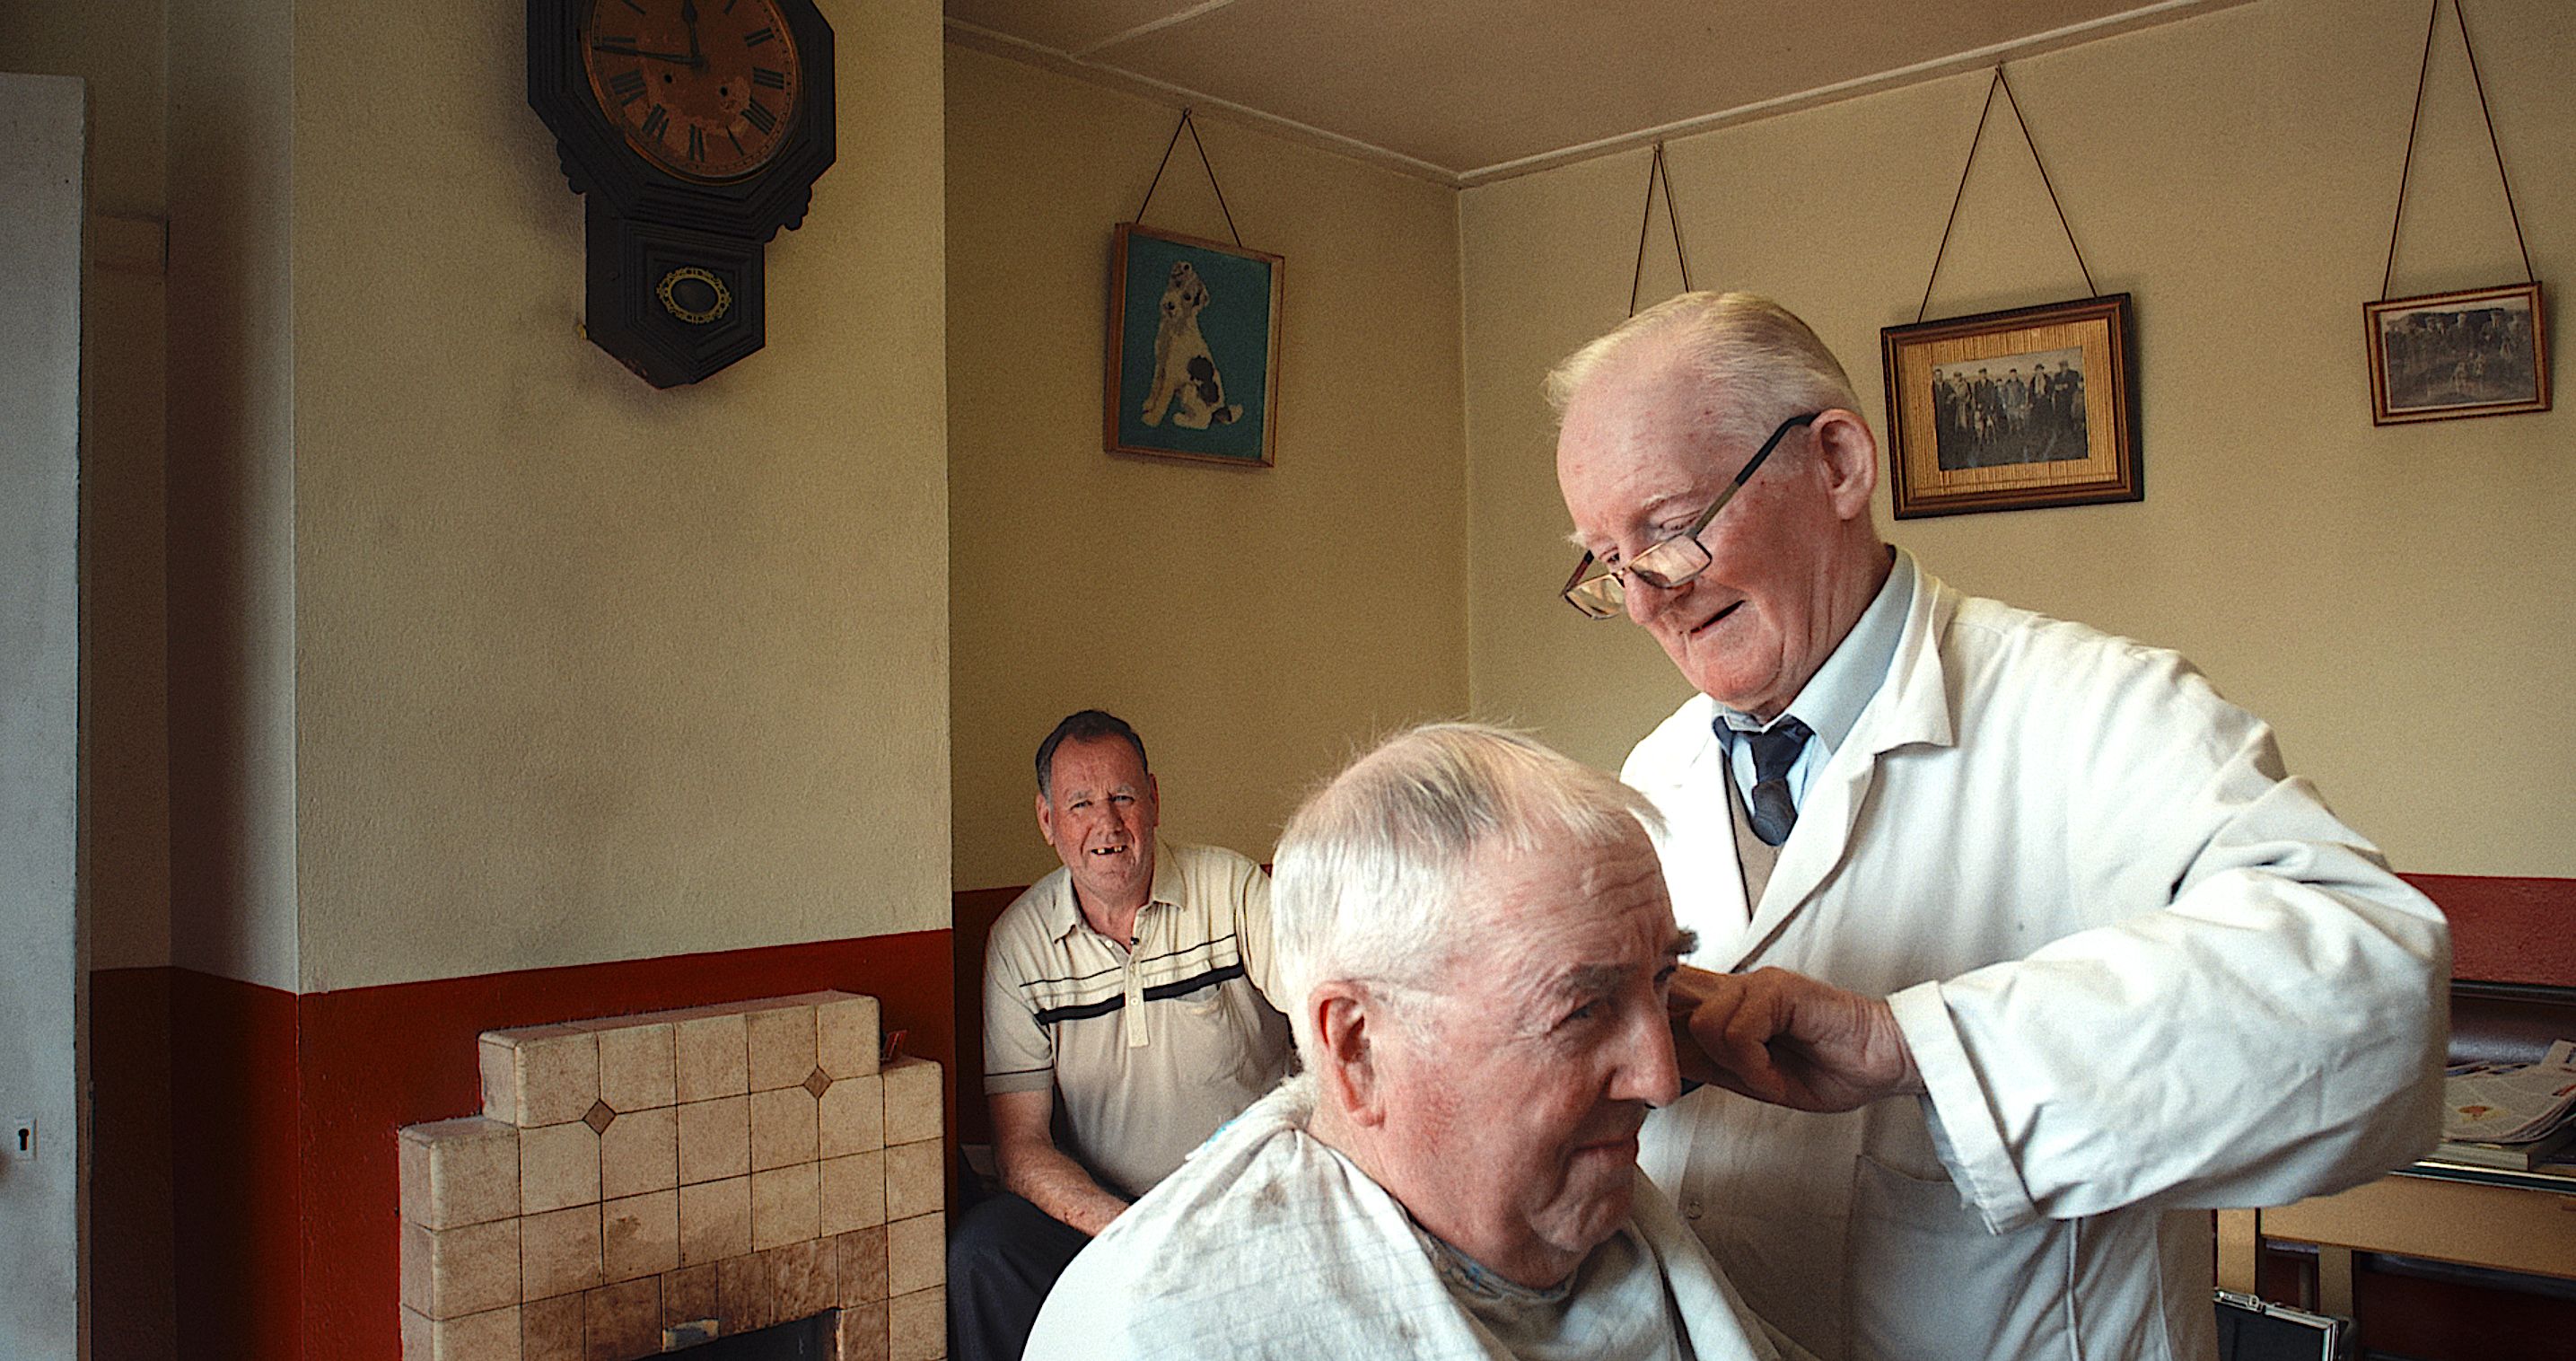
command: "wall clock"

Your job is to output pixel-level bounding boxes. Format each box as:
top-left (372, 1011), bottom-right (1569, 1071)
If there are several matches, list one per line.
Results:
top-left (529, 0), bottom-right (836, 388)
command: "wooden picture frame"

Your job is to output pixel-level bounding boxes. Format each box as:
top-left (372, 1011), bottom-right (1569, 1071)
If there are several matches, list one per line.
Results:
top-left (2364, 282), bottom-right (2550, 426)
top-left (1105, 223), bottom-right (1282, 467)
top-left (1879, 294), bottom-right (2138, 519)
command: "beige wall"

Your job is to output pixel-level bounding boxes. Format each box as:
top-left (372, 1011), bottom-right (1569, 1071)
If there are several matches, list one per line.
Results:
top-left (44, 0), bottom-right (954, 991)
top-left (164, 0), bottom-right (301, 988)
top-left (16, 0), bottom-right (176, 972)
top-left (287, 0), bottom-right (951, 991)
top-left (1463, 0), bottom-right (2574, 876)
top-left (945, 45), bottom-right (1469, 891)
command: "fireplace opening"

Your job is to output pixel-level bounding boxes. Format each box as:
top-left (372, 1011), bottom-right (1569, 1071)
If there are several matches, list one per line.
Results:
top-left (679, 1310), bottom-right (837, 1359)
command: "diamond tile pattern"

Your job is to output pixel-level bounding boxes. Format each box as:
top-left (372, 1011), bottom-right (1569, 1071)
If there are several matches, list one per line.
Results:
top-left (399, 991), bottom-right (938, 1361)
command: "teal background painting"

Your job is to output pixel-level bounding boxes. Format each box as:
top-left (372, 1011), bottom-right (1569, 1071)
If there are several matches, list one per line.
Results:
top-left (1113, 227), bottom-right (1276, 463)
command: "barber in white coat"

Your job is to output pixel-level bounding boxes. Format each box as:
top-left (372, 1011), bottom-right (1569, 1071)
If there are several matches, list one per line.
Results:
top-left (1548, 292), bottom-right (2448, 1361)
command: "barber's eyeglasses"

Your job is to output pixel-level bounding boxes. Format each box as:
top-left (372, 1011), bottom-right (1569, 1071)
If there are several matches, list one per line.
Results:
top-left (1560, 412), bottom-right (1822, 619)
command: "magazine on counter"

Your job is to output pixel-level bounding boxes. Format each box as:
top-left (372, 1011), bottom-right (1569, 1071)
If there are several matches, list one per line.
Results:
top-left (2435, 1040), bottom-right (2576, 1171)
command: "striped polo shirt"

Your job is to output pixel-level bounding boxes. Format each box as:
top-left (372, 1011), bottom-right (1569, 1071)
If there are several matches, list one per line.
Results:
top-left (981, 839), bottom-right (1294, 1199)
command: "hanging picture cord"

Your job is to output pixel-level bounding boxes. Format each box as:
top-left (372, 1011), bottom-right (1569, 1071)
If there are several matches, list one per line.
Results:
top-left (2380, 0), bottom-right (2532, 300)
top-left (1915, 67), bottom-right (2097, 324)
top-left (1628, 143), bottom-right (1694, 317)
top-left (1134, 107), bottom-right (1244, 248)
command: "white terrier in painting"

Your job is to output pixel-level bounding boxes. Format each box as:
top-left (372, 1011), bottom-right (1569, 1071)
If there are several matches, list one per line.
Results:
top-left (1141, 259), bottom-right (1242, 429)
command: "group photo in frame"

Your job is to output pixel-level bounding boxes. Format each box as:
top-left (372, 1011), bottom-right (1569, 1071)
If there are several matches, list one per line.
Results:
top-left (2363, 281), bottom-right (2550, 426)
top-left (1879, 294), bottom-right (2139, 519)
top-left (1104, 223), bottom-right (1283, 467)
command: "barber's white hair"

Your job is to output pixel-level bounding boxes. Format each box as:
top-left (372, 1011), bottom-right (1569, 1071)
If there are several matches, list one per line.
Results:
top-left (1544, 291), bottom-right (1861, 452)
top-left (1270, 723), bottom-right (1662, 1067)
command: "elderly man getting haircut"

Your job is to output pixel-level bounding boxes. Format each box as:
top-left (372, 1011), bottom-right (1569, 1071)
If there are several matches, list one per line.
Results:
top-left (1024, 724), bottom-right (1778, 1361)
top-left (1550, 292), bottom-right (2448, 1359)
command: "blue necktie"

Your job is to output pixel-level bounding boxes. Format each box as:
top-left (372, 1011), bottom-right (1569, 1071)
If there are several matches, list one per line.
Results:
top-left (1739, 718), bottom-right (1811, 847)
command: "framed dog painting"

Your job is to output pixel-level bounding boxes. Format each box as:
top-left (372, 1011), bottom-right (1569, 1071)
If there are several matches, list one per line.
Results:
top-left (1106, 224), bottom-right (1282, 467)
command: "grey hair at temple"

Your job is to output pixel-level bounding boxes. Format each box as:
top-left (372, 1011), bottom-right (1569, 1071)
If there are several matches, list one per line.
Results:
top-left (1544, 290), bottom-right (1862, 452)
top-left (1268, 723), bottom-right (1663, 1064)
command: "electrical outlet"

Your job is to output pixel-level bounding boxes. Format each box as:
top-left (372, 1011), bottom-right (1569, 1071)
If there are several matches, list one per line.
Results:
top-left (5, 1120), bottom-right (33, 1163)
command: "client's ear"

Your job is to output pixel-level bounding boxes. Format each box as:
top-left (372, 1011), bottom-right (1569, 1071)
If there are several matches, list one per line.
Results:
top-left (1310, 981), bottom-right (1389, 1128)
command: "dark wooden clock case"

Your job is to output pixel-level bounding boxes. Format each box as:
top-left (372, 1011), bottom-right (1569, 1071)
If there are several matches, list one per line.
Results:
top-left (528, 0), bottom-right (835, 388)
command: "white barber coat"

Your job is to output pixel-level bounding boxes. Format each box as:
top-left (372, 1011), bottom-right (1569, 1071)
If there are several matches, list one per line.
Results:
top-left (1629, 558), bottom-right (2448, 1361)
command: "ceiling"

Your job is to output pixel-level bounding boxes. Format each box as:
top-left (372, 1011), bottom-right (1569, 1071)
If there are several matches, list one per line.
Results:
top-left (944, 0), bottom-right (2252, 186)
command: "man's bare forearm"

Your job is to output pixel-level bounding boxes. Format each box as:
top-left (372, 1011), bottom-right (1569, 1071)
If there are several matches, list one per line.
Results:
top-left (999, 1137), bottom-right (1130, 1236)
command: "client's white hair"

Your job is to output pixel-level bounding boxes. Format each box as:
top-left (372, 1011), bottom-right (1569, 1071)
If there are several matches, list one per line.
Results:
top-left (1270, 723), bottom-right (1662, 1067)
top-left (1544, 291), bottom-right (1861, 452)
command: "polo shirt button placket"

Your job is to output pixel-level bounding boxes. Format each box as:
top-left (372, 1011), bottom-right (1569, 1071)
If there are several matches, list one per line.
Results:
top-left (1124, 904), bottom-right (1153, 1049)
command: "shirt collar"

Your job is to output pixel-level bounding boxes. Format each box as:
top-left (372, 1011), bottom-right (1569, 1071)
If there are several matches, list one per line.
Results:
top-left (1713, 548), bottom-right (1913, 755)
top-left (1043, 837), bottom-right (1179, 943)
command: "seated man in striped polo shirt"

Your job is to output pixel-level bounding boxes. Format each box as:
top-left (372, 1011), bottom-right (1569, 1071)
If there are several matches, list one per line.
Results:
top-left (949, 708), bottom-right (1293, 1361)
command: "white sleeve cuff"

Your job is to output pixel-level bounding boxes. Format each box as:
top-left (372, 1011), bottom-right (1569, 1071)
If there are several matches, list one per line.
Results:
top-left (1888, 979), bottom-right (2037, 1234)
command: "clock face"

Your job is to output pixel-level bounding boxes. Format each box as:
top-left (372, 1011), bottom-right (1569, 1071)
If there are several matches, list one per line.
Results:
top-left (580, 0), bottom-right (802, 182)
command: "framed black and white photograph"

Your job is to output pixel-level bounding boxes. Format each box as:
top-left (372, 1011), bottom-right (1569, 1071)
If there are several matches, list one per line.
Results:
top-left (2364, 282), bottom-right (2550, 426)
top-left (1879, 294), bottom-right (2138, 519)
top-left (1105, 223), bottom-right (1282, 467)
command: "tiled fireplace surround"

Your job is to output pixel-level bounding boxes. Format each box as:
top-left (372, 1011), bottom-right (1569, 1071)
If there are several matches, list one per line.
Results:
top-left (398, 991), bottom-right (946, 1360)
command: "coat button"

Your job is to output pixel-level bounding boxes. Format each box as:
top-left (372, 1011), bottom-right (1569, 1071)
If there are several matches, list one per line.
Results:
top-left (1685, 1197), bottom-right (1704, 1219)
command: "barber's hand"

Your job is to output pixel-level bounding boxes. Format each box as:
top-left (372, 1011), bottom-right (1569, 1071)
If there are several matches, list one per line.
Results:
top-left (1668, 965), bottom-right (1923, 1111)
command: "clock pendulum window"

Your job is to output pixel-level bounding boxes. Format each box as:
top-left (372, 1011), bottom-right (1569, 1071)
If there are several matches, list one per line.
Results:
top-left (527, 0), bottom-right (835, 388)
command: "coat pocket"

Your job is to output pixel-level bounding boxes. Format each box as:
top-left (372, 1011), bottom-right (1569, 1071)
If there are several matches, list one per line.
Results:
top-left (1844, 1153), bottom-right (2069, 1360)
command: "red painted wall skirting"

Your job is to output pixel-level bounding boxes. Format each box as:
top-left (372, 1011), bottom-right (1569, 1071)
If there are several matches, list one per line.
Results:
top-left (92, 968), bottom-right (176, 1361)
top-left (95, 928), bottom-right (953, 1361)
top-left (297, 929), bottom-right (955, 1361)
top-left (2402, 874), bottom-right (2576, 988)
top-left (168, 967), bottom-right (302, 1361)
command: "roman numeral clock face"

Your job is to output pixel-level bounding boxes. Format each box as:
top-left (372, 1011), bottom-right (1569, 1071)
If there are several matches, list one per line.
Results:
top-left (581, 0), bottom-right (801, 181)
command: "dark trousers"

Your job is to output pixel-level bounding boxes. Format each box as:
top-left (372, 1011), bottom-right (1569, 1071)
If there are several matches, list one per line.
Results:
top-left (947, 1190), bottom-right (1091, 1361)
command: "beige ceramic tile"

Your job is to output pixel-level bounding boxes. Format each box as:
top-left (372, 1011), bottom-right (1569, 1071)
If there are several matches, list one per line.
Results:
top-left (597, 1105), bottom-right (676, 1202)
top-left (715, 1250), bottom-right (776, 1336)
top-left (672, 1012), bottom-right (748, 1102)
top-left (816, 994), bottom-right (881, 1079)
top-left (777, 1238), bottom-right (837, 1324)
top-left (749, 1086), bottom-right (819, 1172)
top-left (836, 1225), bottom-right (889, 1306)
top-left (745, 1002), bottom-right (819, 1093)
top-left (401, 1303), bottom-right (521, 1361)
top-left (520, 1205), bottom-right (603, 1302)
top-left (882, 1139), bottom-right (942, 1222)
top-left (879, 1057), bottom-right (942, 1147)
top-left (592, 1021), bottom-right (675, 1113)
top-left (750, 1163), bottom-right (819, 1252)
top-left (836, 1300), bottom-right (889, 1361)
top-left (818, 1074), bottom-right (883, 1159)
top-left (819, 1151), bottom-right (887, 1237)
top-left (600, 1190), bottom-right (679, 1284)
top-left (886, 1212), bottom-right (944, 1297)
top-left (582, 1277), bottom-right (660, 1361)
top-left (482, 1026), bottom-right (600, 1129)
top-left (675, 1095), bottom-right (749, 1186)
top-left (476, 1041), bottom-right (516, 1131)
top-left (399, 1116), bottom-right (521, 1231)
top-left (677, 1176), bottom-right (751, 1266)
top-left (520, 1292), bottom-right (582, 1361)
top-left (401, 1216), bottom-right (521, 1321)
top-left (889, 1286), bottom-right (945, 1361)
top-left (519, 1122), bottom-right (600, 1215)
top-left (661, 1262), bottom-right (717, 1328)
